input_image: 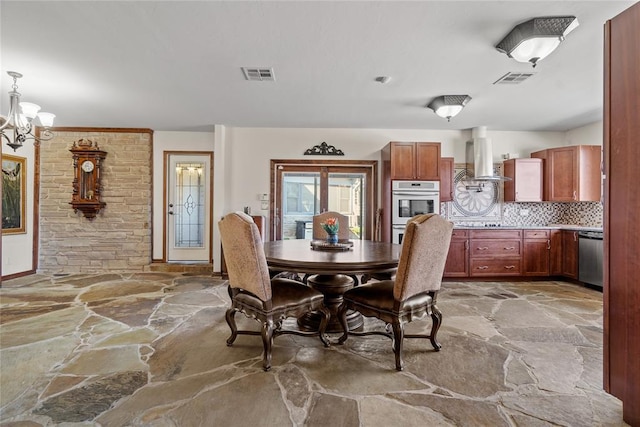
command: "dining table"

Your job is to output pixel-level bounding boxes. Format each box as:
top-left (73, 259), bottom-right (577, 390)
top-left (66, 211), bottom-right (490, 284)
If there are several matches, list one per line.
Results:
top-left (264, 239), bottom-right (402, 332)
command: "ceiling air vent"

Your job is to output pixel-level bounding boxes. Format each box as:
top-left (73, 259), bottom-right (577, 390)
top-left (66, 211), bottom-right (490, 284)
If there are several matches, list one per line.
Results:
top-left (241, 67), bottom-right (275, 81)
top-left (493, 72), bottom-right (536, 85)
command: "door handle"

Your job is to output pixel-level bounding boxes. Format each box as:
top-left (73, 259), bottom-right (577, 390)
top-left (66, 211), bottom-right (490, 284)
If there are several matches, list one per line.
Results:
top-left (169, 203), bottom-right (174, 215)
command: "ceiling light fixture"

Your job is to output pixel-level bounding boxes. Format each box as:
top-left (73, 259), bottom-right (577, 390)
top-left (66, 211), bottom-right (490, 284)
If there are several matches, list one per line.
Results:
top-left (0, 71), bottom-right (55, 151)
top-left (427, 95), bottom-right (471, 122)
top-left (495, 16), bottom-right (579, 67)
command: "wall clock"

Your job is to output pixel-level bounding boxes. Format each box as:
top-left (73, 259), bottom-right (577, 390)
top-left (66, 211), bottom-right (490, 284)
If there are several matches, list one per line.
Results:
top-left (70, 139), bottom-right (107, 219)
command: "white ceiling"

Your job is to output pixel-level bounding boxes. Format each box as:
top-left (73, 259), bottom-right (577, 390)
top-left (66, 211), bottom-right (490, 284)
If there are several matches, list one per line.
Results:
top-left (0, 1), bottom-right (634, 133)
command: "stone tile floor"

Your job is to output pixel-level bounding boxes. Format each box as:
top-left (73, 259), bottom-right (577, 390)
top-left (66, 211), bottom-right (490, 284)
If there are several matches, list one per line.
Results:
top-left (0, 273), bottom-right (627, 426)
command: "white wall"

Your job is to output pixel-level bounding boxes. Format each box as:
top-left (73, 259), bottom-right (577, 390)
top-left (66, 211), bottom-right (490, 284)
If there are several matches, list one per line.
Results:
top-left (1, 140), bottom-right (36, 276)
top-left (217, 126), bottom-right (566, 216)
top-left (563, 121), bottom-right (603, 146)
top-left (152, 131), bottom-right (215, 260)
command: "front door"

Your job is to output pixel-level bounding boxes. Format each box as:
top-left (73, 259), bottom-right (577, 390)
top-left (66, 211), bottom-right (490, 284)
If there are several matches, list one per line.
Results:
top-left (166, 153), bottom-right (212, 262)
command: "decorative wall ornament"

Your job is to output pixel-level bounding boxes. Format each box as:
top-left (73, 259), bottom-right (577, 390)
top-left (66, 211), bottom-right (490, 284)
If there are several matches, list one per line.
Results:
top-left (447, 165), bottom-right (502, 222)
top-left (304, 142), bottom-right (344, 156)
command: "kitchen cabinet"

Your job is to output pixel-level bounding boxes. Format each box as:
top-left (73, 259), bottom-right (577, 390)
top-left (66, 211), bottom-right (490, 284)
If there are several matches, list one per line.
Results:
top-left (440, 157), bottom-right (455, 202)
top-left (604, 4), bottom-right (640, 423)
top-left (503, 158), bottom-right (542, 202)
top-left (384, 142), bottom-right (441, 180)
top-left (549, 229), bottom-right (562, 276)
top-left (443, 229), bottom-right (469, 277)
top-left (469, 229), bottom-right (522, 277)
top-left (561, 230), bottom-right (579, 279)
top-left (523, 229), bottom-right (551, 276)
top-left (530, 145), bottom-right (601, 202)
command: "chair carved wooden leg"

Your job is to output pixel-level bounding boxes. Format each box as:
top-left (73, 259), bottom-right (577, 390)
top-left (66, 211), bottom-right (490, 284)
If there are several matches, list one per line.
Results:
top-left (429, 291), bottom-right (443, 351)
top-left (225, 308), bottom-right (239, 346)
top-left (391, 320), bottom-right (405, 371)
top-left (261, 318), bottom-right (276, 371)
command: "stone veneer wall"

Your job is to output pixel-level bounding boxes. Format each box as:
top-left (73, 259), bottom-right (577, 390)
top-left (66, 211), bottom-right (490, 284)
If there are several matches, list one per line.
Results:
top-left (38, 129), bottom-right (153, 273)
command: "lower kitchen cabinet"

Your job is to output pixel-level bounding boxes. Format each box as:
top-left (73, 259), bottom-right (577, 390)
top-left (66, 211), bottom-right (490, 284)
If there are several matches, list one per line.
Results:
top-left (562, 230), bottom-right (579, 279)
top-left (444, 229), bottom-right (469, 277)
top-left (549, 229), bottom-right (562, 275)
top-left (441, 227), bottom-right (580, 279)
top-left (469, 229), bottom-right (522, 277)
top-left (523, 229), bottom-right (551, 276)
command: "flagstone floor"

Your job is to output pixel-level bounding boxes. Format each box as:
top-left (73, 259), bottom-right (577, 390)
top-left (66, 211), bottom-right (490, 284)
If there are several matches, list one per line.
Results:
top-left (0, 272), bottom-right (627, 426)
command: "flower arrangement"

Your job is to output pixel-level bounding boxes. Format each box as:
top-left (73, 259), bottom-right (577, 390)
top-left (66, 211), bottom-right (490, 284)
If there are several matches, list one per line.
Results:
top-left (321, 217), bottom-right (339, 235)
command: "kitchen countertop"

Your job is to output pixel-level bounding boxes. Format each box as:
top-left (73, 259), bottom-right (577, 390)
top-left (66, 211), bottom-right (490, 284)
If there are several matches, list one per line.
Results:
top-left (453, 224), bottom-right (603, 232)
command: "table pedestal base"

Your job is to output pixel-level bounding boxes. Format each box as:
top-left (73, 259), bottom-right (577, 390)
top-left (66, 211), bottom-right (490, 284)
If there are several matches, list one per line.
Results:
top-left (298, 274), bottom-right (363, 333)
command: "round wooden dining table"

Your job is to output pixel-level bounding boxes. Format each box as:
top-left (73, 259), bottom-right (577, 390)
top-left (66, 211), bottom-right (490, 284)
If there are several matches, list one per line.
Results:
top-left (264, 239), bottom-right (402, 332)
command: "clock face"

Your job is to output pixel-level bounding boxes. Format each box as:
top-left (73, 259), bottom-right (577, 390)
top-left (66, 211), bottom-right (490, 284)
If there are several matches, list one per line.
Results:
top-left (81, 160), bottom-right (95, 173)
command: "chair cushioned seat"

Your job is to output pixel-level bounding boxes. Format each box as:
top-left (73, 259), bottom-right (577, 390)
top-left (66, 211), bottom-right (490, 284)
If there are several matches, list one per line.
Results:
top-left (236, 278), bottom-right (324, 310)
top-left (344, 281), bottom-right (432, 313)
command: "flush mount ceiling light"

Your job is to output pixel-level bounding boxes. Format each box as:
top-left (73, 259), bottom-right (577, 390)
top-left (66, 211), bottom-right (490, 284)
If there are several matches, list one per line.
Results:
top-left (427, 95), bottom-right (471, 122)
top-left (496, 16), bottom-right (579, 67)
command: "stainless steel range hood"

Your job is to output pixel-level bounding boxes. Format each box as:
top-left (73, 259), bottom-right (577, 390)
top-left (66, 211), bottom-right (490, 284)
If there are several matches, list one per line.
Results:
top-left (465, 126), bottom-right (511, 181)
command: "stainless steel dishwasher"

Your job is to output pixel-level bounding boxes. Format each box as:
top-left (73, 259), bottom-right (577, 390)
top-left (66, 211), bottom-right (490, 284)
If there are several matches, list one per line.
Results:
top-left (578, 231), bottom-right (603, 289)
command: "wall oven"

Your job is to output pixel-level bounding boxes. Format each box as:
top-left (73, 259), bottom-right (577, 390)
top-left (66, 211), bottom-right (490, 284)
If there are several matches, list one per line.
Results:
top-left (391, 180), bottom-right (440, 244)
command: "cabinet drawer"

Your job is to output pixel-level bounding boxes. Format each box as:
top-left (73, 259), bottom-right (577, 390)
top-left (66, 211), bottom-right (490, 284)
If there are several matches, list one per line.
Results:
top-left (524, 229), bottom-right (550, 239)
top-left (469, 229), bottom-right (522, 239)
top-left (470, 239), bottom-right (521, 257)
top-left (451, 229), bottom-right (469, 239)
top-left (470, 258), bottom-right (522, 276)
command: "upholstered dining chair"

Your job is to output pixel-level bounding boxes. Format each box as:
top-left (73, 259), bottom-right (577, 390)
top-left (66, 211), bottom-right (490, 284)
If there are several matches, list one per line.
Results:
top-left (219, 212), bottom-right (330, 371)
top-left (337, 213), bottom-right (453, 371)
top-left (312, 211), bottom-right (351, 241)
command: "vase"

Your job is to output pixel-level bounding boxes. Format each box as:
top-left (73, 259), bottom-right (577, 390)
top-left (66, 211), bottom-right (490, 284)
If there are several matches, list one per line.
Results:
top-left (326, 233), bottom-right (338, 244)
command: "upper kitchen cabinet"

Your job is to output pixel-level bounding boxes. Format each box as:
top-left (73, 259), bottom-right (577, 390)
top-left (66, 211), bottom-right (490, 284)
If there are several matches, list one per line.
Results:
top-left (440, 157), bottom-right (455, 202)
top-left (383, 142), bottom-right (441, 180)
top-left (503, 158), bottom-right (543, 202)
top-left (530, 145), bottom-right (602, 202)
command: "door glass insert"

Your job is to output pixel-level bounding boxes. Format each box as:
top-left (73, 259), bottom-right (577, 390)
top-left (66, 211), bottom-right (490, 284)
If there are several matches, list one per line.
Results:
top-left (174, 162), bottom-right (205, 248)
top-left (328, 173), bottom-right (365, 239)
top-left (282, 172), bottom-right (320, 239)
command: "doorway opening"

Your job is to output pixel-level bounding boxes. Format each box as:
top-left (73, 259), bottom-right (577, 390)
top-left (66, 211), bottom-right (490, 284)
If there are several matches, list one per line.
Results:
top-left (270, 160), bottom-right (377, 241)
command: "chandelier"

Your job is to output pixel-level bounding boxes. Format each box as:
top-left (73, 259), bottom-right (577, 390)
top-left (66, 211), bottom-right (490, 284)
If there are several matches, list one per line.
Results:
top-left (0, 71), bottom-right (55, 151)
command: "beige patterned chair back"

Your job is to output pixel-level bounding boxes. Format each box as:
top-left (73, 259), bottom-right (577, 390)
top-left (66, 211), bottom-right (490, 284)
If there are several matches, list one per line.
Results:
top-left (312, 211), bottom-right (350, 240)
top-left (393, 214), bottom-right (453, 301)
top-left (218, 212), bottom-right (272, 301)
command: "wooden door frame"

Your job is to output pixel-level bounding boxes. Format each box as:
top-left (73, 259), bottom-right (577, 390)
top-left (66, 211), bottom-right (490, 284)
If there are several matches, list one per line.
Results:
top-left (269, 159), bottom-right (377, 241)
top-left (162, 151), bottom-right (214, 262)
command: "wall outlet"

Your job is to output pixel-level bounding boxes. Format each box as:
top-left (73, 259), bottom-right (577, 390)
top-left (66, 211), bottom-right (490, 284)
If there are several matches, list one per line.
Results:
top-left (520, 209), bottom-right (530, 216)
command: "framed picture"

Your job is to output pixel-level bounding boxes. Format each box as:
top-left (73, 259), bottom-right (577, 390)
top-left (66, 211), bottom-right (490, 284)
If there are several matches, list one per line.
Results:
top-left (2, 154), bottom-right (26, 234)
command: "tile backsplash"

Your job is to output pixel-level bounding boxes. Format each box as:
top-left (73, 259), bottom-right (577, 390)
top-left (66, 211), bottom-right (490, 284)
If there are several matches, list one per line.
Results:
top-left (442, 201), bottom-right (603, 228)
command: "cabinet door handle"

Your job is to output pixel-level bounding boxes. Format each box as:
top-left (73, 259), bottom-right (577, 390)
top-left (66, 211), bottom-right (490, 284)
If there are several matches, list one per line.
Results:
top-left (573, 232), bottom-right (577, 241)
top-left (504, 246), bottom-right (515, 250)
top-left (547, 240), bottom-right (551, 250)
top-left (477, 266), bottom-right (489, 270)
top-left (573, 190), bottom-right (577, 200)
top-left (504, 265), bottom-right (515, 269)
top-left (477, 246), bottom-right (489, 250)
top-left (465, 241), bottom-right (469, 250)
